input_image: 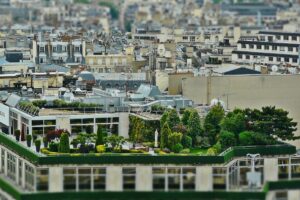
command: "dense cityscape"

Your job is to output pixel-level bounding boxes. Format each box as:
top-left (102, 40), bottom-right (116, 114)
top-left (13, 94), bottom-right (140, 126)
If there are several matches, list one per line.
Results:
top-left (0, 0), bottom-right (300, 199)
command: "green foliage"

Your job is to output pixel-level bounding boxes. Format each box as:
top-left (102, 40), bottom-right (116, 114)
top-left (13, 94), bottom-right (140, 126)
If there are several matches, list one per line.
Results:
top-left (96, 145), bottom-right (106, 153)
top-left (187, 110), bottom-right (203, 146)
top-left (172, 143), bottom-right (183, 153)
top-left (221, 111), bottom-right (246, 141)
top-left (96, 125), bottom-right (106, 146)
top-left (52, 99), bottom-right (98, 109)
top-left (239, 131), bottom-right (275, 146)
top-left (204, 104), bottom-right (225, 145)
top-left (219, 131), bottom-right (236, 150)
top-left (26, 134), bottom-right (32, 141)
top-left (34, 139), bottom-right (41, 149)
top-left (181, 109), bottom-right (192, 126)
top-left (160, 123), bottom-right (171, 149)
top-left (14, 130), bottom-right (20, 137)
top-left (32, 100), bottom-right (47, 108)
top-left (49, 141), bottom-right (59, 152)
top-left (160, 111), bottom-right (169, 130)
top-left (245, 106), bottom-right (298, 141)
top-left (180, 148), bottom-right (191, 154)
top-left (151, 104), bottom-right (166, 113)
top-left (130, 116), bottom-right (144, 143)
top-left (105, 135), bottom-right (125, 149)
top-left (99, 1), bottom-right (119, 19)
top-left (58, 133), bottom-right (70, 153)
top-left (168, 132), bottom-right (182, 149)
top-left (181, 135), bottom-right (192, 148)
top-left (167, 109), bottom-right (181, 131)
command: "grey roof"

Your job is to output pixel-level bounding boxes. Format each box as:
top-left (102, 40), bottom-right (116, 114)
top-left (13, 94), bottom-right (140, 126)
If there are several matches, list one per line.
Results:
top-left (78, 71), bottom-right (95, 81)
top-left (136, 84), bottom-right (161, 98)
top-left (5, 94), bottom-right (21, 107)
top-left (39, 64), bottom-right (70, 73)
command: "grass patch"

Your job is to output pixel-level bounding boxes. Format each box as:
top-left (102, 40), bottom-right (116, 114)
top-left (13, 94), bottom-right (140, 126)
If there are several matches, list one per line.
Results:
top-left (190, 148), bottom-right (208, 155)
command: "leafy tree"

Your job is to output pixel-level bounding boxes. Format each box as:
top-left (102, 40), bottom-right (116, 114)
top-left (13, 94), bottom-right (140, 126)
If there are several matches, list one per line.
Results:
top-left (96, 125), bottom-right (106, 146)
top-left (245, 106), bottom-right (298, 141)
top-left (181, 135), bottom-right (192, 148)
top-left (239, 131), bottom-right (275, 146)
top-left (58, 133), bottom-right (70, 153)
top-left (105, 135), bottom-right (125, 149)
top-left (160, 123), bottom-right (171, 149)
top-left (167, 109), bottom-right (180, 131)
top-left (173, 122), bottom-right (187, 134)
top-left (131, 117), bottom-right (145, 143)
top-left (181, 109), bottom-right (192, 126)
top-left (187, 110), bottom-right (203, 146)
top-left (204, 104), bottom-right (225, 145)
top-left (219, 131), bottom-right (236, 150)
top-left (160, 111), bottom-right (169, 130)
top-left (172, 143), bottom-right (183, 153)
top-left (221, 111), bottom-right (246, 141)
top-left (168, 132), bottom-right (183, 149)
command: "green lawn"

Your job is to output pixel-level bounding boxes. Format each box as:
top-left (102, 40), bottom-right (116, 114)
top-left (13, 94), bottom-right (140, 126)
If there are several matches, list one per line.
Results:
top-left (190, 148), bottom-right (208, 155)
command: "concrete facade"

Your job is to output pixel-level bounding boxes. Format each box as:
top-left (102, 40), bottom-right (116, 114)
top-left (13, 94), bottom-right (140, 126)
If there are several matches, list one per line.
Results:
top-left (264, 158), bottom-right (278, 182)
top-left (196, 166), bottom-right (213, 191)
top-left (182, 75), bottom-right (300, 147)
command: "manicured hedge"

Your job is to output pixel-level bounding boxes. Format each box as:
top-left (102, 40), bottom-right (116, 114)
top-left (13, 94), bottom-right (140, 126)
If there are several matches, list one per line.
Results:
top-left (267, 180), bottom-right (300, 191)
top-left (0, 133), bottom-right (296, 165)
top-left (0, 177), bottom-right (21, 200)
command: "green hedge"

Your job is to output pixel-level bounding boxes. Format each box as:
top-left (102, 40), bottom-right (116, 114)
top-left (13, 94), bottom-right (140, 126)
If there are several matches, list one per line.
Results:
top-left (0, 177), bottom-right (21, 200)
top-left (267, 180), bottom-right (300, 191)
top-left (0, 133), bottom-right (296, 165)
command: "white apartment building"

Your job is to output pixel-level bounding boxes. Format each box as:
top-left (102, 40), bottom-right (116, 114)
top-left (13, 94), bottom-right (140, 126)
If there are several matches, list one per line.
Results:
top-left (232, 31), bottom-right (300, 67)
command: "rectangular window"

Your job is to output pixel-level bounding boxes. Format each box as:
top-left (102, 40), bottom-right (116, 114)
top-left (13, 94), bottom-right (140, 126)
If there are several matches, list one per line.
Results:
top-left (280, 46), bottom-right (285, 51)
top-left (63, 168), bottom-right (77, 191)
top-left (78, 168), bottom-right (91, 190)
top-left (122, 168), bottom-right (136, 190)
top-left (277, 57), bottom-right (281, 62)
top-left (238, 54), bottom-right (242, 59)
top-left (40, 47), bottom-right (45, 52)
top-left (288, 47), bottom-right (293, 52)
top-left (283, 35), bottom-right (289, 40)
top-left (168, 168), bottom-right (181, 191)
top-left (25, 164), bottom-right (35, 191)
top-left (213, 168), bottom-right (227, 190)
top-left (272, 46), bottom-right (277, 50)
top-left (93, 168), bottom-right (106, 190)
top-left (0, 149), bottom-right (4, 173)
top-left (257, 44), bottom-right (261, 49)
top-left (276, 35), bottom-right (281, 40)
top-left (7, 152), bottom-right (16, 181)
top-left (284, 57), bottom-right (289, 62)
top-left (18, 160), bottom-right (22, 186)
top-left (292, 58), bottom-right (298, 63)
top-left (36, 169), bottom-right (49, 191)
top-left (182, 168), bottom-right (196, 190)
top-left (153, 167), bottom-right (166, 191)
top-left (264, 45), bottom-right (269, 50)
top-left (292, 36), bottom-right (297, 41)
top-left (241, 44), bottom-right (246, 48)
top-left (268, 36), bottom-right (273, 42)
top-left (249, 44), bottom-right (254, 49)
top-left (269, 57), bottom-right (273, 61)
top-left (246, 55), bottom-right (250, 59)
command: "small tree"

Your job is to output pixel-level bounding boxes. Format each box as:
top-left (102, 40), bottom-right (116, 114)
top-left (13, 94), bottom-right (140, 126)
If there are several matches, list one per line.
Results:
top-left (160, 123), bottom-right (171, 149)
top-left (58, 133), bottom-right (70, 153)
top-left (219, 131), bottom-right (236, 150)
top-left (187, 110), bottom-right (203, 147)
top-left (168, 132), bottom-right (183, 149)
top-left (182, 135), bottom-right (192, 148)
top-left (160, 111), bottom-right (169, 130)
top-left (167, 109), bottom-right (181, 131)
top-left (204, 104), bottom-right (225, 145)
top-left (221, 111), bottom-right (246, 141)
top-left (181, 109), bottom-right (192, 126)
top-left (96, 125), bottom-right (106, 146)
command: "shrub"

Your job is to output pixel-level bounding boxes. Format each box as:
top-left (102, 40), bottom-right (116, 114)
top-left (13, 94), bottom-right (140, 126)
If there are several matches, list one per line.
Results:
top-left (181, 135), bottom-right (192, 148)
top-left (35, 139), bottom-right (41, 152)
top-left (129, 149), bottom-right (145, 153)
top-left (96, 125), bottom-right (106, 146)
top-left (96, 145), bottom-right (106, 153)
top-left (59, 133), bottom-right (70, 153)
top-left (49, 141), bottom-right (59, 152)
top-left (207, 147), bottom-right (217, 155)
top-left (168, 132), bottom-right (182, 149)
top-left (26, 135), bottom-right (32, 147)
top-left (71, 138), bottom-right (79, 148)
top-left (219, 131), bottom-right (236, 150)
top-left (180, 148), bottom-right (191, 154)
top-left (239, 131), bottom-right (274, 146)
top-left (212, 142), bottom-right (222, 154)
top-left (14, 130), bottom-right (20, 141)
top-left (239, 131), bottom-right (254, 146)
top-left (160, 123), bottom-right (171, 149)
top-left (172, 143), bottom-right (183, 153)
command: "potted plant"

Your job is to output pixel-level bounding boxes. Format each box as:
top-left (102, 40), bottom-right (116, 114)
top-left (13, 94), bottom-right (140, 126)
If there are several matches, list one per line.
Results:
top-left (43, 137), bottom-right (48, 148)
top-left (15, 130), bottom-right (20, 141)
top-left (26, 134), bottom-right (32, 147)
top-left (71, 138), bottom-right (79, 149)
top-left (35, 139), bottom-right (41, 153)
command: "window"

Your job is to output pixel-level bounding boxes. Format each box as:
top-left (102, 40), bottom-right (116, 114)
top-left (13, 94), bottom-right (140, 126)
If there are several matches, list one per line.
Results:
top-left (93, 168), bottom-right (106, 190)
top-left (7, 152), bottom-right (16, 181)
top-left (276, 35), bottom-right (281, 40)
top-left (277, 57), bottom-right (281, 62)
top-left (246, 55), bottom-right (250, 59)
top-left (122, 168), bottom-right (136, 190)
top-left (292, 58), bottom-right (298, 63)
top-left (168, 168), bottom-right (181, 191)
top-left (284, 57), bottom-right (290, 62)
top-left (182, 168), bottom-right (195, 190)
top-left (182, 36), bottom-right (188, 40)
top-left (260, 36), bottom-right (265, 41)
top-left (272, 45), bottom-right (277, 50)
top-left (153, 167), bottom-right (166, 191)
top-left (283, 35), bottom-right (289, 40)
top-left (241, 44), bottom-right (246, 48)
top-left (238, 54), bottom-right (242, 59)
top-left (292, 36), bottom-right (297, 41)
top-left (288, 47), bottom-right (293, 52)
top-left (40, 47), bottom-right (45, 52)
top-left (53, 47), bottom-right (57, 52)
top-left (0, 149), bottom-right (4, 173)
top-left (79, 168), bottom-right (91, 190)
top-left (63, 168), bottom-right (76, 191)
top-left (257, 44), bottom-right (261, 49)
top-left (25, 164), bottom-right (35, 191)
top-left (18, 160), bottom-right (22, 186)
top-left (249, 44), bottom-right (254, 49)
top-left (213, 168), bottom-right (227, 190)
top-left (278, 158), bottom-right (289, 180)
top-left (190, 36), bottom-right (195, 42)
top-left (36, 169), bottom-right (49, 191)
top-left (269, 57), bottom-right (273, 61)
top-left (280, 46), bottom-right (285, 51)
top-left (268, 36), bottom-right (273, 42)
top-left (264, 45), bottom-right (269, 50)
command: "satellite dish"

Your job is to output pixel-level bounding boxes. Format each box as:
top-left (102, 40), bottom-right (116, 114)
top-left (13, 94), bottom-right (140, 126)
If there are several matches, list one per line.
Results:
top-left (271, 65), bottom-right (278, 72)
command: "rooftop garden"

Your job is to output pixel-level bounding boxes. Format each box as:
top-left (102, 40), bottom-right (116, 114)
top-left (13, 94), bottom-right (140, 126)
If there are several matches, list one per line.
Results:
top-left (2, 104), bottom-right (297, 164)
